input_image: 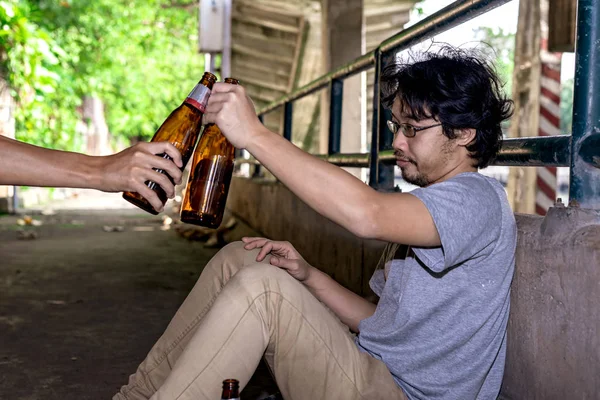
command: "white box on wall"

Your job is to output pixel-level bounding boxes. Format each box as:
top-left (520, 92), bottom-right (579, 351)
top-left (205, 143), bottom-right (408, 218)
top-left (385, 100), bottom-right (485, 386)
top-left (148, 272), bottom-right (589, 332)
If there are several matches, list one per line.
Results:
top-left (198, 0), bottom-right (231, 53)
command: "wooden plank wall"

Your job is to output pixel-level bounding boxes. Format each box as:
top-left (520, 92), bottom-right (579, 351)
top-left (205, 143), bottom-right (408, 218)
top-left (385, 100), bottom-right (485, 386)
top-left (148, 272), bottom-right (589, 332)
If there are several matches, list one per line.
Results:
top-left (231, 0), bottom-right (306, 134)
top-left (231, 0), bottom-right (415, 152)
top-left (364, 1), bottom-right (414, 140)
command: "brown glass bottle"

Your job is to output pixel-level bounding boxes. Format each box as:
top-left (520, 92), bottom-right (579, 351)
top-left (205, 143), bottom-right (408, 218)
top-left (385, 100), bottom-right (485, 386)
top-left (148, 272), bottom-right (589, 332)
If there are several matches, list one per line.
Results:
top-left (180, 77), bottom-right (239, 228)
top-left (122, 72), bottom-right (218, 215)
top-left (220, 378), bottom-right (240, 399)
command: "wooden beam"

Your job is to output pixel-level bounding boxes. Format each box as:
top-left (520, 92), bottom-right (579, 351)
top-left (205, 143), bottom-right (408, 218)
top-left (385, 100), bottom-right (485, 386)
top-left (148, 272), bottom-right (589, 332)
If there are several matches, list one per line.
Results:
top-left (232, 62), bottom-right (290, 79)
top-left (235, 0), bottom-right (304, 19)
top-left (239, 75), bottom-right (288, 93)
top-left (230, 26), bottom-right (297, 47)
top-left (320, 0), bottom-right (364, 156)
top-left (231, 43), bottom-right (294, 65)
top-left (232, 12), bottom-right (301, 34)
top-left (506, 0), bottom-right (541, 214)
top-left (548, 0), bottom-right (576, 52)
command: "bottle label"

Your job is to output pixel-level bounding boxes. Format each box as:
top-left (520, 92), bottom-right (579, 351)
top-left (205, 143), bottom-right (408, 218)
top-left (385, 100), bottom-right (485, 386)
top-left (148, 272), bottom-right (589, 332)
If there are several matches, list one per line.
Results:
top-left (184, 84), bottom-right (211, 112)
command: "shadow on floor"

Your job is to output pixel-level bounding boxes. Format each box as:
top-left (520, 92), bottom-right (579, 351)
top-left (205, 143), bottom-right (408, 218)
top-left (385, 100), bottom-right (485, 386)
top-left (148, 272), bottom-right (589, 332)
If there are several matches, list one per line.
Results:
top-left (0, 208), bottom-right (278, 399)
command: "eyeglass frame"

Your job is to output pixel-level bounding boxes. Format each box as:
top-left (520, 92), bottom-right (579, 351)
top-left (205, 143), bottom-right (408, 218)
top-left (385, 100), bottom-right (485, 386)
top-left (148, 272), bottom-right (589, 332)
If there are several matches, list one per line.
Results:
top-left (386, 120), bottom-right (442, 138)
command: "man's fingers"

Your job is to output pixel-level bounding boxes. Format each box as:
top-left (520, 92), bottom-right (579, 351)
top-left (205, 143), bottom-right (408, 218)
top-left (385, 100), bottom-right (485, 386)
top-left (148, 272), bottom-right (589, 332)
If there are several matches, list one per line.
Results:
top-left (133, 183), bottom-right (164, 213)
top-left (145, 170), bottom-right (175, 199)
top-left (270, 256), bottom-right (295, 269)
top-left (242, 236), bottom-right (260, 242)
top-left (160, 142), bottom-right (183, 168)
top-left (148, 155), bottom-right (182, 185)
top-left (211, 82), bottom-right (242, 93)
top-left (202, 111), bottom-right (218, 125)
top-left (145, 142), bottom-right (183, 168)
top-left (204, 101), bottom-right (226, 121)
top-left (256, 242), bottom-right (273, 262)
top-left (243, 237), bottom-right (268, 249)
top-left (206, 92), bottom-right (234, 104)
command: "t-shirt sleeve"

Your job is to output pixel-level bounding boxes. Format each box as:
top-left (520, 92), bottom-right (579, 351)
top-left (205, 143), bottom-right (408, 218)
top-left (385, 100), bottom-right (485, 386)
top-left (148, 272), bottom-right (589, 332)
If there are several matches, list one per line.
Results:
top-left (409, 175), bottom-right (503, 273)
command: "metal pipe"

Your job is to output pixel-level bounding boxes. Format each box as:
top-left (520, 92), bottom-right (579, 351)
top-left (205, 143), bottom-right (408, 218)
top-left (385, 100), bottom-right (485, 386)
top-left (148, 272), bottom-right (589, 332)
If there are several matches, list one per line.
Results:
top-left (328, 79), bottom-right (343, 155)
top-left (380, 0), bottom-right (512, 55)
top-left (495, 136), bottom-right (570, 167)
top-left (257, 0), bottom-right (510, 116)
top-left (12, 186), bottom-right (18, 214)
top-left (237, 136), bottom-right (572, 169)
top-left (258, 53), bottom-right (374, 115)
top-left (377, 50), bottom-right (397, 190)
top-left (569, 0), bottom-right (600, 209)
top-left (369, 49), bottom-right (383, 188)
top-left (283, 102), bottom-right (293, 141)
top-left (253, 115), bottom-right (265, 177)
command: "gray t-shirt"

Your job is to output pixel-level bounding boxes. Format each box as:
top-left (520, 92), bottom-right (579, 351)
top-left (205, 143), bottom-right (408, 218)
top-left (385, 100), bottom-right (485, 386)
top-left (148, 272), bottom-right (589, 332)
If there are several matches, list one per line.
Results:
top-left (356, 172), bottom-right (516, 400)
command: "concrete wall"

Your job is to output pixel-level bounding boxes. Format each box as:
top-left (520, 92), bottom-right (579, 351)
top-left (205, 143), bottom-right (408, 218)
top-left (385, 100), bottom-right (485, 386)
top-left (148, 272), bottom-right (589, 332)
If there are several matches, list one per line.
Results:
top-left (501, 206), bottom-right (600, 399)
top-left (226, 176), bottom-right (600, 399)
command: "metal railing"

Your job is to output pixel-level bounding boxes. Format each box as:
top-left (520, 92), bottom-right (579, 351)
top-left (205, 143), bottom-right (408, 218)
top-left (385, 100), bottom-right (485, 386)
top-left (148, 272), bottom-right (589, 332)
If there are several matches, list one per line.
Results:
top-left (250, 0), bottom-right (599, 210)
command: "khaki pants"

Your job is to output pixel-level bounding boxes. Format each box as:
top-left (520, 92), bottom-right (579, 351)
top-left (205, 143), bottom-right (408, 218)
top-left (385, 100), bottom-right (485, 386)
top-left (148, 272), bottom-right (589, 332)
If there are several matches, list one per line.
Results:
top-left (113, 241), bottom-right (406, 400)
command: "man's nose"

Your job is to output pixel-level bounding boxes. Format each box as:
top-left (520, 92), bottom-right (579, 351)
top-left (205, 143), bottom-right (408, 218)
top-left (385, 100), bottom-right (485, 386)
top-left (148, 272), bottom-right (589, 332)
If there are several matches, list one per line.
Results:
top-left (392, 133), bottom-right (408, 152)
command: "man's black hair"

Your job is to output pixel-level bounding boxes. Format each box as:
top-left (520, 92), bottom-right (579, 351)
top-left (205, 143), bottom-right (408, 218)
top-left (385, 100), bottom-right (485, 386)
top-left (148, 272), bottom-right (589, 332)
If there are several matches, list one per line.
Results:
top-left (381, 46), bottom-right (514, 168)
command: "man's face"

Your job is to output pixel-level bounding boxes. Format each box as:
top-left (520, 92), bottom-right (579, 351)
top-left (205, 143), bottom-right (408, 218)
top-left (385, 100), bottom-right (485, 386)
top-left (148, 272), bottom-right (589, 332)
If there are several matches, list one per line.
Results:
top-left (391, 99), bottom-right (460, 187)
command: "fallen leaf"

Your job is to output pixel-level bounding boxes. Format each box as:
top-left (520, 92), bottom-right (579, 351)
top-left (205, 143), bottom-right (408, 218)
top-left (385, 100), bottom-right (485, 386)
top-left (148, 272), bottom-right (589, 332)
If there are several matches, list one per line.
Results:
top-left (46, 300), bottom-right (66, 305)
top-left (17, 231), bottom-right (38, 240)
top-left (132, 226), bottom-right (154, 232)
top-left (102, 226), bottom-right (124, 232)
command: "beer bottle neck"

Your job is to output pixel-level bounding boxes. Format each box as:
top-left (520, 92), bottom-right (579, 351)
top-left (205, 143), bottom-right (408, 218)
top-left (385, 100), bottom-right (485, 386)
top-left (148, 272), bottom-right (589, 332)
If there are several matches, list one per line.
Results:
top-left (220, 379), bottom-right (240, 399)
top-left (184, 82), bottom-right (211, 113)
top-left (220, 391), bottom-right (240, 399)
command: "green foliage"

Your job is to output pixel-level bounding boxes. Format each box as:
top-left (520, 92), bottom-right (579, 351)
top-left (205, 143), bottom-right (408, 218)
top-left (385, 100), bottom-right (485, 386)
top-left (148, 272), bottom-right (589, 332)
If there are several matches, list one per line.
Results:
top-left (0, 0), bottom-right (203, 150)
top-left (414, 0), bottom-right (426, 16)
top-left (473, 27), bottom-right (515, 97)
top-left (560, 78), bottom-right (573, 135)
top-left (474, 27), bottom-right (574, 136)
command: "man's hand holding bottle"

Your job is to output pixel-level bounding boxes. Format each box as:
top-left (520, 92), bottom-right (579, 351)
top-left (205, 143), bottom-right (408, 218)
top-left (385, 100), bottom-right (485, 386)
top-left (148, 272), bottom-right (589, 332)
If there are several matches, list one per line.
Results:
top-left (99, 141), bottom-right (183, 212)
top-left (204, 83), bottom-right (266, 150)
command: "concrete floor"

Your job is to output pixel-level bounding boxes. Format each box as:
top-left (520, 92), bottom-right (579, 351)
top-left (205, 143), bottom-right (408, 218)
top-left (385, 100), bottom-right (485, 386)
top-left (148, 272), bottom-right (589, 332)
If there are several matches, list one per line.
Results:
top-left (0, 190), bottom-right (278, 399)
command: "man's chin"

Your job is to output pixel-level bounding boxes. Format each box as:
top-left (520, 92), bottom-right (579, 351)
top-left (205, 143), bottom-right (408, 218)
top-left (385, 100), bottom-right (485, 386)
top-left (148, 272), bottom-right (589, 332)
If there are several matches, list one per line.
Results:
top-left (401, 171), bottom-right (428, 187)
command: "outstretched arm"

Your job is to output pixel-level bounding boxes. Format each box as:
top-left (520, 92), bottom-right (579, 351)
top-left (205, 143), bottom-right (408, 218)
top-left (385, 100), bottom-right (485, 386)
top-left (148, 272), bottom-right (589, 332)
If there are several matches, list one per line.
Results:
top-left (0, 136), bottom-right (183, 211)
top-left (204, 83), bottom-right (440, 247)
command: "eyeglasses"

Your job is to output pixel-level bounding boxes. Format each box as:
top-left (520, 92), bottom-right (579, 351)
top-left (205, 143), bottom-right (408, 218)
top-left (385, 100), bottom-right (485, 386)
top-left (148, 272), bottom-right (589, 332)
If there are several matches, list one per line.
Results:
top-left (387, 120), bottom-right (442, 138)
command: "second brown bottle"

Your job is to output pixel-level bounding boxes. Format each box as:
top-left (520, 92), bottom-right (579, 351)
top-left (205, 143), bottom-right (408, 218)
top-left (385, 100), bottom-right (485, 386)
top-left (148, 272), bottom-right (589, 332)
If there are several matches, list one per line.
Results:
top-left (122, 72), bottom-right (217, 215)
top-left (179, 78), bottom-right (239, 228)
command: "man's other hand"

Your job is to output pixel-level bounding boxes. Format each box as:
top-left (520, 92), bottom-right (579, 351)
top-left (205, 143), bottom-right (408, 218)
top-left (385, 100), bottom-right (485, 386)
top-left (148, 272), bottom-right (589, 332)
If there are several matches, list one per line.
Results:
top-left (242, 237), bottom-right (314, 282)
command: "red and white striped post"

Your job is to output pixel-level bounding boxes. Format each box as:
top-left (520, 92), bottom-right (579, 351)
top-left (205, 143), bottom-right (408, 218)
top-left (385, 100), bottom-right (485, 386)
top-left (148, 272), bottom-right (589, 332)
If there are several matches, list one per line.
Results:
top-left (536, 41), bottom-right (562, 215)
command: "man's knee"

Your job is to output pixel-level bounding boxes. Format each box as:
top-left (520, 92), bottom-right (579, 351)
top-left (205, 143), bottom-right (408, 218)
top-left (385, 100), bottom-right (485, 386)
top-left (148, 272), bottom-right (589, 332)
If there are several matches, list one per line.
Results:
top-left (209, 241), bottom-right (247, 270)
top-left (214, 241), bottom-right (263, 266)
top-left (229, 263), bottom-right (302, 297)
top-left (218, 240), bottom-right (246, 259)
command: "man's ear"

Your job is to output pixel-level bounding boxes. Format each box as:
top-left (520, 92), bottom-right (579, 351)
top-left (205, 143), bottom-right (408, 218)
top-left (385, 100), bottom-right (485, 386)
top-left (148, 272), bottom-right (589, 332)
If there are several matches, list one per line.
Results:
top-left (456, 128), bottom-right (476, 147)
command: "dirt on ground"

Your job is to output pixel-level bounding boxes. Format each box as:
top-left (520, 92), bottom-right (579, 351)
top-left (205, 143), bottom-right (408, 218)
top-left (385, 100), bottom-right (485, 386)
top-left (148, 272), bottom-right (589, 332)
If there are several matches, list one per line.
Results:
top-left (0, 194), bottom-right (278, 400)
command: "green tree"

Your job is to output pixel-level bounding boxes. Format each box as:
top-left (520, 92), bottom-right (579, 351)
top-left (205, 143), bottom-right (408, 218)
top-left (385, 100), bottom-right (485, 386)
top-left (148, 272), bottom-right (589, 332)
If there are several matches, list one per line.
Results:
top-left (560, 78), bottom-right (573, 135)
top-left (0, 0), bottom-right (203, 151)
top-left (473, 27), bottom-right (515, 97)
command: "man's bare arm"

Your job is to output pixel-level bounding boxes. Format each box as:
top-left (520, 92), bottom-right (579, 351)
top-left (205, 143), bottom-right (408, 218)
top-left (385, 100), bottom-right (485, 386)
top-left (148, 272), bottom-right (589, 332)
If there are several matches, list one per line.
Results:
top-left (0, 136), bottom-right (183, 211)
top-left (204, 84), bottom-right (441, 248)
